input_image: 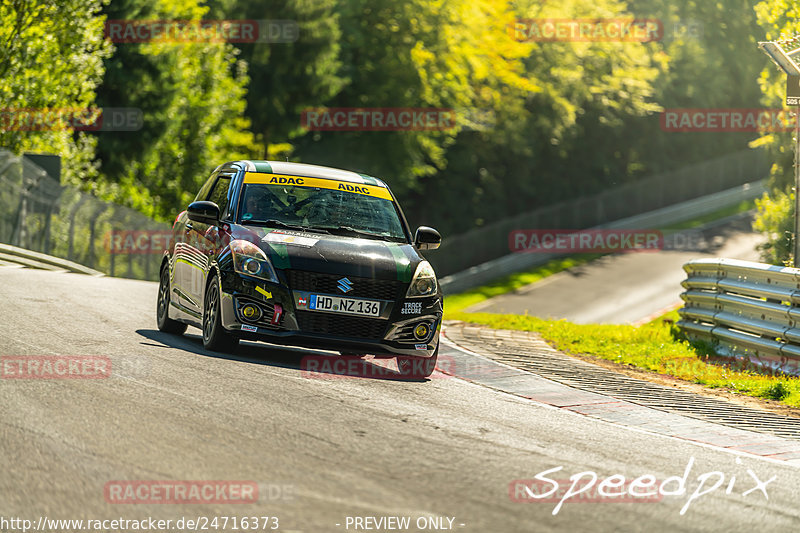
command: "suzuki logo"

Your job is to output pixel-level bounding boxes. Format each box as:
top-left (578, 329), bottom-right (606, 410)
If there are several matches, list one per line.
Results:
top-left (337, 277), bottom-right (353, 293)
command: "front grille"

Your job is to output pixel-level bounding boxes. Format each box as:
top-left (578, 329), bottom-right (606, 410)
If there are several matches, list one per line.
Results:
top-left (295, 311), bottom-right (388, 340)
top-left (286, 270), bottom-right (403, 300)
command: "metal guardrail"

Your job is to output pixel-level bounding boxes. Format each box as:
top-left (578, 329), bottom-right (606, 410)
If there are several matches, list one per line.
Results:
top-left (428, 147), bottom-right (769, 277)
top-left (440, 180), bottom-right (765, 294)
top-left (678, 258), bottom-right (800, 376)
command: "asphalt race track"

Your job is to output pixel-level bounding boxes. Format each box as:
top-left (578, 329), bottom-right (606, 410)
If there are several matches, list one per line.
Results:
top-left (471, 214), bottom-right (765, 323)
top-left (2, 266), bottom-right (800, 533)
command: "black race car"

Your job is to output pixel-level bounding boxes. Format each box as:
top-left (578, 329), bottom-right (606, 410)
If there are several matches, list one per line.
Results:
top-left (157, 160), bottom-right (443, 377)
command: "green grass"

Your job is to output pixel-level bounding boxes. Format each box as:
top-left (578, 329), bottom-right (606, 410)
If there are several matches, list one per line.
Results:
top-left (446, 309), bottom-right (800, 407)
top-left (441, 198), bottom-right (789, 406)
top-left (444, 255), bottom-right (602, 313)
top-left (662, 199), bottom-right (755, 231)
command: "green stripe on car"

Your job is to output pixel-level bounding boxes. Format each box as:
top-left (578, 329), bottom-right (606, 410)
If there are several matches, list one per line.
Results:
top-left (252, 161), bottom-right (273, 173)
top-left (265, 242), bottom-right (290, 269)
top-left (386, 243), bottom-right (413, 282)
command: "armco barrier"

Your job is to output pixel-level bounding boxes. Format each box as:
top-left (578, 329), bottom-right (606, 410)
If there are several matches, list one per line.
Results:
top-left (427, 147), bottom-right (768, 279)
top-left (440, 180), bottom-right (765, 295)
top-left (678, 258), bottom-right (800, 376)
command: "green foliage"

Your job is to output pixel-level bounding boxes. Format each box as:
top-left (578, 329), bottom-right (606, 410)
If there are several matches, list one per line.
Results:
top-left (754, 190), bottom-right (795, 264)
top-left (93, 0), bottom-right (259, 220)
top-left (292, 0), bottom-right (539, 198)
top-left (762, 381), bottom-right (790, 400)
top-left (206, 0), bottom-right (347, 158)
top-left (751, 0), bottom-right (800, 264)
top-left (624, 0), bottom-right (765, 172)
top-left (0, 0), bottom-right (112, 184)
top-left (2, 0), bottom-right (779, 239)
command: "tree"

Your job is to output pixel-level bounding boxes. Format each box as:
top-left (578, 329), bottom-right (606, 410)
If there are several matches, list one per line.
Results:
top-left (751, 0), bottom-right (800, 264)
top-left (93, 0), bottom-right (259, 220)
top-left (206, 0), bottom-right (346, 159)
top-left (0, 0), bottom-right (111, 184)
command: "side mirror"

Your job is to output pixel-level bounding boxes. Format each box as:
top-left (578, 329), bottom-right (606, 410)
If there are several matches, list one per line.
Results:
top-left (187, 201), bottom-right (220, 225)
top-left (414, 226), bottom-right (441, 250)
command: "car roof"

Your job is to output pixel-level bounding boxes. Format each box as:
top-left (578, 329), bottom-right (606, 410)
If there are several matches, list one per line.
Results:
top-left (231, 160), bottom-right (389, 188)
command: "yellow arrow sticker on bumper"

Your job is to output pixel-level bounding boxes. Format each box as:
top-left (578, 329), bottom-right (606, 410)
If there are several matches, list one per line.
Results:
top-left (256, 286), bottom-right (272, 299)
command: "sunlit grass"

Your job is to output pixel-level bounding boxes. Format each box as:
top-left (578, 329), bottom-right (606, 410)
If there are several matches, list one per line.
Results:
top-left (441, 200), bottom-right (790, 405)
top-left (445, 309), bottom-right (800, 407)
top-left (444, 255), bottom-right (602, 313)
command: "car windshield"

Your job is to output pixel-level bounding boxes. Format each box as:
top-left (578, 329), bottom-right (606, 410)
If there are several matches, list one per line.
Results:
top-left (238, 181), bottom-right (408, 242)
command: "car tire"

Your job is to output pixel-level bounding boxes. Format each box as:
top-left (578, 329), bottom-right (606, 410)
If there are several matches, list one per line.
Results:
top-left (202, 274), bottom-right (239, 352)
top-left (396, 344), bottom-right (438, 379)
top-left (157, 265), bottom-right (187, 335)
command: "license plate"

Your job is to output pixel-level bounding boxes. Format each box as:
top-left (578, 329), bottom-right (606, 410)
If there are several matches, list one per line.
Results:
top-left (308, 294), bottom-right (381, 317)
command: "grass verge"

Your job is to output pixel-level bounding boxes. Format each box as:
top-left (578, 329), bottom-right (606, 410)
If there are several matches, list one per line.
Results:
top-left (444, 255), bottom-right (602, 313)
top-left (442, 198), bottom-right (791, 406)
top-left (445, 309), bottom-right (800, 408)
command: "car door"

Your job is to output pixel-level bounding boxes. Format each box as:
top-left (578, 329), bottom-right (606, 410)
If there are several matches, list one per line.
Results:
top-left (182, 171), bottom-right (236, 316)
top-left (172, 171), bottom-right (219, 315)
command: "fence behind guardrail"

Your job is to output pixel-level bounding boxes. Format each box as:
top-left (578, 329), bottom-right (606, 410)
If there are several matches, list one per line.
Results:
top-left (428, 148), bottom-right (768, 277)
top-left (0, 148), bottom-right (169, 280)
top-left (678, 258), bottom-right (800, 376)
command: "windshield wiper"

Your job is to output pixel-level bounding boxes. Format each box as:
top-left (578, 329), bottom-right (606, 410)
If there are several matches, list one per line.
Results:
top-left (317, 225), bottom-right (401, 241)
top-left (241, 219), bottom-right (330, 234)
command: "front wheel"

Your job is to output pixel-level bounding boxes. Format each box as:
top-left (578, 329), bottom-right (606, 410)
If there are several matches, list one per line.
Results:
top-left (202, 275), bottom-right (239, 352)
top-left (396, 345), bottom-right (438, 379)
top-left (157, 265), bottom-right (187, 335)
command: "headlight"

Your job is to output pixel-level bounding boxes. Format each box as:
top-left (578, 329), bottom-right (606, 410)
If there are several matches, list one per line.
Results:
top-left (230, 239), bottom-right (279, 283)
top-left (406, 261), bottom-right (438, 298)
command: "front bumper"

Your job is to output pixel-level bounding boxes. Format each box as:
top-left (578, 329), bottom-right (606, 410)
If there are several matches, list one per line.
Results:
top-left (218, 271), bottom-right (441, 358)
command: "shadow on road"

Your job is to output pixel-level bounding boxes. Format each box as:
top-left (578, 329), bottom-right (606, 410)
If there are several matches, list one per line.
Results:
top-left (135, 329), bottom-right (429, 382)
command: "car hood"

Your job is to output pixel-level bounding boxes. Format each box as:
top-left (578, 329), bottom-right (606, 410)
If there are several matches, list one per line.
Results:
top-left (236, 227), bottom-right (421, 283)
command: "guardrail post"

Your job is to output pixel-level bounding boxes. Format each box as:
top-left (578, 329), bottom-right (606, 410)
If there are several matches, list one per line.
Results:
top-left (84, 204), bottom-right (108, 269)
top-left (67, 196), bottom-right (88, 261)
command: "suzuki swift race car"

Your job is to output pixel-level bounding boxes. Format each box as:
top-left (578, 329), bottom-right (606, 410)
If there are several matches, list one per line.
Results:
top-left (157, 160), bottom-right (443, 378)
